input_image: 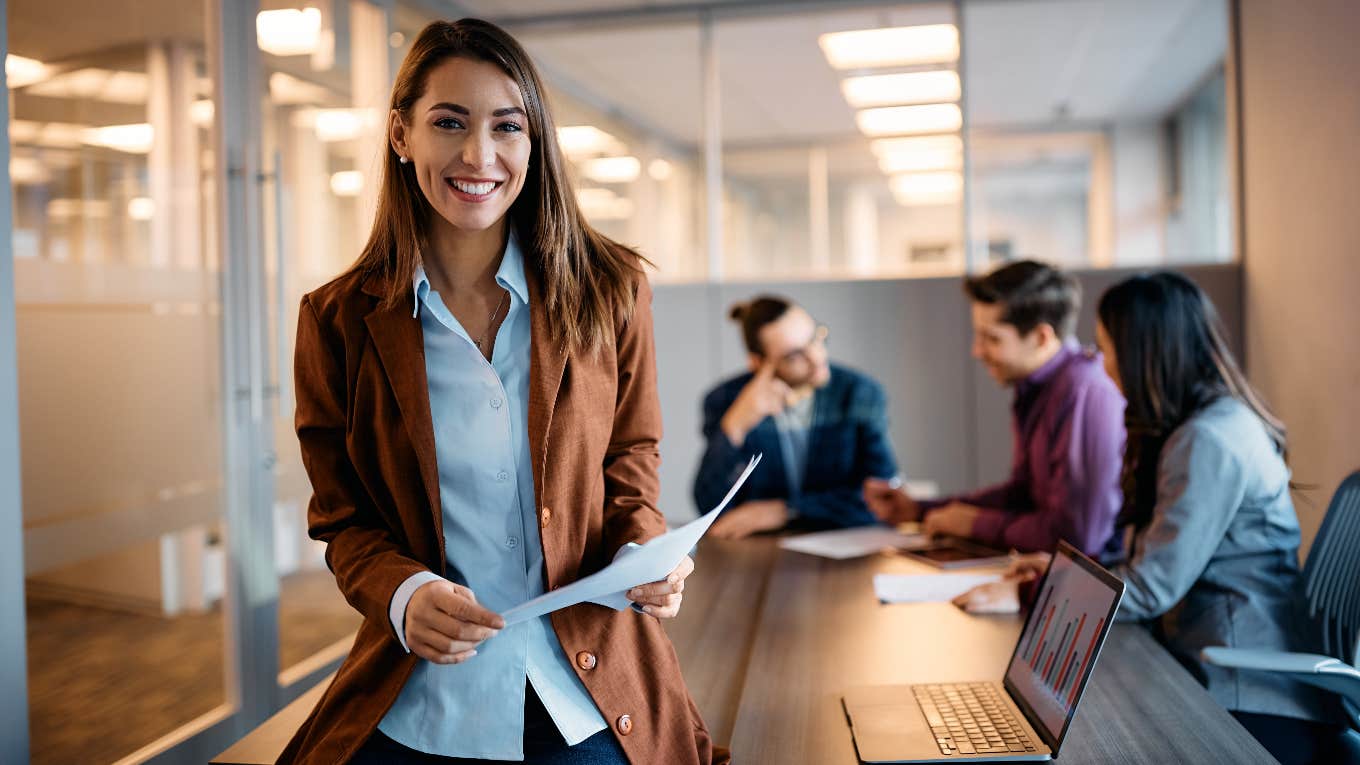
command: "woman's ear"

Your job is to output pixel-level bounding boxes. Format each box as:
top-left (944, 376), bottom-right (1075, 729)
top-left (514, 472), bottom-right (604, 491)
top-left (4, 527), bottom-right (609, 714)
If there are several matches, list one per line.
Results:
top-left (389, 109), bottom-right (410, 161)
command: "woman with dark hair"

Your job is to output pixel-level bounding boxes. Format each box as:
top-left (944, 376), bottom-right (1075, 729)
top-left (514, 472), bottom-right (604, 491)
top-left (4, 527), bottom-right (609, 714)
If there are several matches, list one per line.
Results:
top-left (954, 272), bottom-right (1348, 764)
top-left (283, 18), bottom-right (725, 765)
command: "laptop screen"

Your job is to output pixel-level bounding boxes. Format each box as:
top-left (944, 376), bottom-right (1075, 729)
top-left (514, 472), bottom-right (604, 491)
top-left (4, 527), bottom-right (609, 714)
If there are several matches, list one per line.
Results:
top-left (1002, 541), bottom-right (1124, 753)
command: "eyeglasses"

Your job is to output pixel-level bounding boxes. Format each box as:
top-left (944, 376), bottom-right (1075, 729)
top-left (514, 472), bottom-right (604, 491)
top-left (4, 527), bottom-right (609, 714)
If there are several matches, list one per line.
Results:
top-left (771, 324), bottom-right (829, 369)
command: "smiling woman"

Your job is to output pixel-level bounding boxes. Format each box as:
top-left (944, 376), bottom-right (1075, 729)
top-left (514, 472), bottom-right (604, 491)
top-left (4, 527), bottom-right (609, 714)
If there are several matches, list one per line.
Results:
top-left (348, 18), bottom-right (643, 357)
top-left (282, 17), bottom-right (728, 765)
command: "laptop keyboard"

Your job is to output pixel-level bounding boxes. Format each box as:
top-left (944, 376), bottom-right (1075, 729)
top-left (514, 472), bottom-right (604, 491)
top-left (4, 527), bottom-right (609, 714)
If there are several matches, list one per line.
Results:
top-left (913, 683), bottom-right (1039, 757)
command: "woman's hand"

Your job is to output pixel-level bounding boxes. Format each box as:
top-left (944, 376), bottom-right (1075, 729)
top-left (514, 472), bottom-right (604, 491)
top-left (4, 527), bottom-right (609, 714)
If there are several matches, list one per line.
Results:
top-left (405, 580), bottom-right (505, 664)
top-left (950, 551), bottom-right (1052, 614)
top-left (1005, 551), bottom-right (1052, 581)
top-left (627, 555), bottom-right (694, 618)
top-left (951, 580), bottom-right (1022, 614)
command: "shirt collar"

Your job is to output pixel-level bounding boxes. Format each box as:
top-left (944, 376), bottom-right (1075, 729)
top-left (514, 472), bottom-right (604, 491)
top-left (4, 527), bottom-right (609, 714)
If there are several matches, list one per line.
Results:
top-left (1016, 339), bottom-right (1080, 393)
top-left (411, 230), bottom-right (529, 318)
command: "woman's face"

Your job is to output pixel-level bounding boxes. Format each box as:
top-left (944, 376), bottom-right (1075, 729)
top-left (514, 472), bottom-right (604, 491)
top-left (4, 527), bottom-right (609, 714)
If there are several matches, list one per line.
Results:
top-left (1095, 320), bottom-right (1123, 393)
top-left (390, 56), bottom-right (532, 234)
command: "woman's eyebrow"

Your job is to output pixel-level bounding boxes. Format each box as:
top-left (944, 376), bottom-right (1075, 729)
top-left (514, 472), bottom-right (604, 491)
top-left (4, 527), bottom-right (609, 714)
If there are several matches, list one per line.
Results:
top-left (426, 102), bottom-right (526, 118)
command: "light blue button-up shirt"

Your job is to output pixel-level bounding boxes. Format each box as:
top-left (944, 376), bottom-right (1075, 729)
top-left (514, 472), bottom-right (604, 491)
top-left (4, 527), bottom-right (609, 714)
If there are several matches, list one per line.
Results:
top-left (377, 234), bottom-right (607, 759)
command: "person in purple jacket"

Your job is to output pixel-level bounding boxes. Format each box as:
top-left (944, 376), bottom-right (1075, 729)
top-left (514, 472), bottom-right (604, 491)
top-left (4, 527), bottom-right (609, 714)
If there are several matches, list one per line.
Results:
top-left (864, 260), bottom-right (1125, 558)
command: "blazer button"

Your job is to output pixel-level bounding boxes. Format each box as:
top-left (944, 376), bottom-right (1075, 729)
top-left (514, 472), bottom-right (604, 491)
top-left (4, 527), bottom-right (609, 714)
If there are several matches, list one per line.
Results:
top-left (576, 651), bottom-right (597, 670)
top-left (616, 714), bottom-right (633, 736)
top-left (540, 506), bottom-right (552, 527)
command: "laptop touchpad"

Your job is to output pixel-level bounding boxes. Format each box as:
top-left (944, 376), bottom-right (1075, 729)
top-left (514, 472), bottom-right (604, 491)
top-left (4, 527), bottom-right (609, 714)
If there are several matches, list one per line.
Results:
top-left (844, 688), bottom-right (933, 764)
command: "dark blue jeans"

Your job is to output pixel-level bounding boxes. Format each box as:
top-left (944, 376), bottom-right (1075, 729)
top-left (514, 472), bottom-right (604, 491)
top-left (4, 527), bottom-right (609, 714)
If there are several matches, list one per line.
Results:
top-left (350, 683), bottom-right (629, 765)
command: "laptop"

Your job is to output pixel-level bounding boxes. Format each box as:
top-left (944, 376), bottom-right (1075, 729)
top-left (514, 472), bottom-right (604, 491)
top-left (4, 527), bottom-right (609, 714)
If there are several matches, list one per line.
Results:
top-left (842, 540), bottom-right (1125, 762)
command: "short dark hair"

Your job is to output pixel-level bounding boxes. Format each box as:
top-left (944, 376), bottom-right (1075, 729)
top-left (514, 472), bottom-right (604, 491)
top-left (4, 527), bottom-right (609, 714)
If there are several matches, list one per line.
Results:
top-left (963, 260), bottom-right (1079, 338)
top-left (729, 295), bottom-right (793, 355)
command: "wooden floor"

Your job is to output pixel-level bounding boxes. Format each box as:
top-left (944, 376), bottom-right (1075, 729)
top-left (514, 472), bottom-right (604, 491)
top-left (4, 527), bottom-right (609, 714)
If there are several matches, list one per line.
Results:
top-left (26, 569), bottom-right (360, 765)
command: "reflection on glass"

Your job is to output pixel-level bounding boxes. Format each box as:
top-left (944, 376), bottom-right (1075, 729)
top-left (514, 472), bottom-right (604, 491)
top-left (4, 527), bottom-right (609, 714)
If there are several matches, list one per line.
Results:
top-left (962, 0), bottom-right (1232, 270)
top-left (260, 1), bottom-right (382, 675)
top-left (10, 0), bottom-right (225, 762)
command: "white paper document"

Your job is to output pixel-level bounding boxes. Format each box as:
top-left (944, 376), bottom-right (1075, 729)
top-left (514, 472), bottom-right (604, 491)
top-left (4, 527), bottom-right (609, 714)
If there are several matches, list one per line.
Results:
top-left (873, 572), bottom-right (1003, 604)
top-left (779, 526), bottom-right (930, 560)
top-left (500, 454), bottom-right (762, 625)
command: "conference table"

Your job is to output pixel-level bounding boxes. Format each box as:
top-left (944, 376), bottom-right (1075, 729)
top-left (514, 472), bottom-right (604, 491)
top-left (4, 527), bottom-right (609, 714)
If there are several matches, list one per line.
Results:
top-left (215, 537), bottom-right (1276, 764)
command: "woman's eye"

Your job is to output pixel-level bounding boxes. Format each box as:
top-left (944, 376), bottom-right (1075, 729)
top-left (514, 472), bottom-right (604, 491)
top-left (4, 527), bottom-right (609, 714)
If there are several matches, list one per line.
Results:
top-left (433, 117), bottom-right (463, 130)
top-left (496, 122), bottom-right (524, 133)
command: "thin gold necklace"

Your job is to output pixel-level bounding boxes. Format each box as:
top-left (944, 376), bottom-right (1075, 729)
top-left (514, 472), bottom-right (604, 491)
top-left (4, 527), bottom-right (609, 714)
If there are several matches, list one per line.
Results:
top-left (474, 290), bottom-right (509, 350)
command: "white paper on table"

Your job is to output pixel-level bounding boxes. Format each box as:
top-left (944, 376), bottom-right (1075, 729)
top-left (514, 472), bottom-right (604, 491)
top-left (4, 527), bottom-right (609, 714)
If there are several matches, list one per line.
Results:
top-left (873, 572), bottom-right (1003, 604)
top-left (500, 454), bottom-right (762, 625)
top-left (779, 526), bottom-right (930, 560)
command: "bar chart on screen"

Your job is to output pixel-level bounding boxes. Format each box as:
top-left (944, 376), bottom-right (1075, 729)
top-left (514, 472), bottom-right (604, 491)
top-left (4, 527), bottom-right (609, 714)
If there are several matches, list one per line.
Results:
top-left (1004, 551), bottom-right (1122, 737)
top-left (1018, 583), bottom-right (1105, 713)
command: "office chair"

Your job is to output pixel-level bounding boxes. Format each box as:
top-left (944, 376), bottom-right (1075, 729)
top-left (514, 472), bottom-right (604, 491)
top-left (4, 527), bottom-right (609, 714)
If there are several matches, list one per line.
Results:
top-left (1202, 470), bottom-right (1360, 742)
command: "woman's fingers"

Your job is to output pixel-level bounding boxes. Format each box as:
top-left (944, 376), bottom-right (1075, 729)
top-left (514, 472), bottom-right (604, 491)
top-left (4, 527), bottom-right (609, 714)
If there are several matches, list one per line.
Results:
top-left (636, 592), bottom-right (684, 618)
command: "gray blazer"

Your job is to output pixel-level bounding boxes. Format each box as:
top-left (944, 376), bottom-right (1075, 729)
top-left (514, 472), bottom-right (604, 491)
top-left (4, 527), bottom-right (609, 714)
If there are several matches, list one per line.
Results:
top-left (1113, 396), bottom-right (1332, 722)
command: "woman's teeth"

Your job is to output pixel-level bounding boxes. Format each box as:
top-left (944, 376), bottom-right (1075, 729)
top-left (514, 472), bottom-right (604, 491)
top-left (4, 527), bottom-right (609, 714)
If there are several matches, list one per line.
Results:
top-left (450, 179), bottom-right (496, 195)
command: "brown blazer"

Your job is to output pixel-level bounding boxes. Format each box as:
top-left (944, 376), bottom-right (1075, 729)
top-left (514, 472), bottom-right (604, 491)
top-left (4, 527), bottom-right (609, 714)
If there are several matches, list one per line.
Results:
top-left (278, 263), bottom-right (729, 765)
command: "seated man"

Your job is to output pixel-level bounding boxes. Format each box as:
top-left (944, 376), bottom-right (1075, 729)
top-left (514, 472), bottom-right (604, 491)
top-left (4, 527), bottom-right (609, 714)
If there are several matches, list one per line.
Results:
top-left (865, 260), bottom-right (1124, 557)
top-left (695, 295), bottom-right (898, 539)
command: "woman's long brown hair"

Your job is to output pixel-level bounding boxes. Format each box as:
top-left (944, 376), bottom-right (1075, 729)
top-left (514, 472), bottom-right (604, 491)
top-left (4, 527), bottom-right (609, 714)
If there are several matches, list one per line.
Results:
top-left (348, 18), bottom-right (646, 355)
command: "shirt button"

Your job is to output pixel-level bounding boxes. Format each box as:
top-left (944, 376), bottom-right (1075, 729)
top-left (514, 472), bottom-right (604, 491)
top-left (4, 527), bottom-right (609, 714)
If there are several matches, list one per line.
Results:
top-left (490, 397), bottom-right (503, 409)
top-left (505, 536), bottom-right (518, 549)
top-left (496, 470), bottom-right (509, 482)
top-left (576, 651), bottom-right (597, 671)
top-left (616, 714), bottom-right (633, 736)
top-left (540, 506), bottom-right (552, 528)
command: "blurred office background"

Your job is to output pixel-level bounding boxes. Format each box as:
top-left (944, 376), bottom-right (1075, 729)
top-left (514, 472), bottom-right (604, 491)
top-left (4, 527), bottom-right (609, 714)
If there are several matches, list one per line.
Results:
top-left (0, 0), bottom-right (1356, 763)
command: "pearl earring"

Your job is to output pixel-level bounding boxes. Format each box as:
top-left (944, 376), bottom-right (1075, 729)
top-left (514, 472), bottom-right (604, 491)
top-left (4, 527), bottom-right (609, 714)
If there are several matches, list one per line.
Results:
top-left (399, 155), bottom-right (409, 164)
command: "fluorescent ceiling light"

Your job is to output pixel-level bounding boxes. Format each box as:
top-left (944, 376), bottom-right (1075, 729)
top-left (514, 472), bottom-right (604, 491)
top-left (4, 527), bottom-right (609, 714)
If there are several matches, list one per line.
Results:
top-left (82, 123), bottom-right (154, 153)
top-left (6, 54), bottom-right (49, 88)
top-left (312, 109), bottom-right (372, 142)
top-left (819, 24), bottom-right (958, 70)
top-left (127, 197), bottom-right (156, 221)
top-left (269, 72), bottom-right (331, 105)
top-left (841, 70), bottom-right (960, 108)
top-left (891, 171), bottom-right (963, 205)
top-left (47, 198), bottom-right (112, 219)
top-left (257, 8), bottom-right (323, 57)
top-left (12, 121), bottom-right (90, 149)
top-left (856, 103), bottom-right (961, 137)
top-left (871, 135), bottom-right (963, 173)
top-left (330, 170), bottom-right (364, 197)
top-left (190, 100), bottom-right (215, 128)
top-left (9, 156), bottom-right (51, 185)
top-left (557, 126), bottom-right (625, 159)
top-left (26, 68), bottom-right (149, 104)
top-left (576, 187), bottom-right (634, 220)
top-left (581, 156), bottom-right (640, 184)
top-left (647, 158), bottom-right (673, 181)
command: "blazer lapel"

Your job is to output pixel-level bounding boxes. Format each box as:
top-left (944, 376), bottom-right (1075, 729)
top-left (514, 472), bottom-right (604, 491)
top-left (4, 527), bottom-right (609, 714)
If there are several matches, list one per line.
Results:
top-left (526, 270), bottom-right (567, 504)
top-left (361, 273), bottom-right (443, 543)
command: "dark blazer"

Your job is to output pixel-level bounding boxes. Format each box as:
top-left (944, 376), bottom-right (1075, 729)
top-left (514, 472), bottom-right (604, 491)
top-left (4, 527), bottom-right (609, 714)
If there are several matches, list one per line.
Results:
top-left (279, 265), bottom-right (727, 764)
top-left (693, 364), bottom-right (898, 527)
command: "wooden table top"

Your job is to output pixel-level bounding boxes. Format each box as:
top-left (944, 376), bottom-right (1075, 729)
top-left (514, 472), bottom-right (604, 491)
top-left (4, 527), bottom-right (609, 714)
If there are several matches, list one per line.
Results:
top-left (215, 536), bottom-right (1274, 764)
top-left (725, 545), bottom-right (1275, 764)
